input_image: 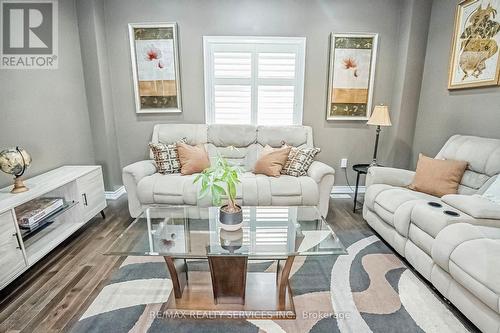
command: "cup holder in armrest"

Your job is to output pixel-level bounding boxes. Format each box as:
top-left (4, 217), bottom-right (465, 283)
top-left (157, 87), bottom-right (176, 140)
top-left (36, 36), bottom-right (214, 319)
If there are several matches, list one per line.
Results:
top-left (427, 201), bottom-right (443, 208)
top-left (443, 210), bottom-right (460, 217)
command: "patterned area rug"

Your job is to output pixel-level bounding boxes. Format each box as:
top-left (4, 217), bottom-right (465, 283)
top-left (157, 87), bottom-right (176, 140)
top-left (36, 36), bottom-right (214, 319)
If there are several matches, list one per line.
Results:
top-left (71, 230), bottom-right (474, 333)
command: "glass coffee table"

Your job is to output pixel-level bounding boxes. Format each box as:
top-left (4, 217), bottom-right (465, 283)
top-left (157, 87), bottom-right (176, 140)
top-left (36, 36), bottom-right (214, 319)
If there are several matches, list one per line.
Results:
top-left (106, 206), bottom-right (346, 318)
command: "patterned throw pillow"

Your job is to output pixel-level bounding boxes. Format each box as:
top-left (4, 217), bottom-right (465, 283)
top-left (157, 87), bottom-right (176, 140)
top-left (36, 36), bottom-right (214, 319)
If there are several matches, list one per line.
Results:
top-left (149, 139), bottom-right (186, 174)
top-left (281, 147), bottom-right (321, 177)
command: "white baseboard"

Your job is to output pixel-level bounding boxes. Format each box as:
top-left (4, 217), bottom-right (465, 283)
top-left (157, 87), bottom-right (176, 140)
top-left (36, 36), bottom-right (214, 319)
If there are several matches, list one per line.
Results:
top-left (105, 186), bottom-right (126, 200)
top-left (331, 185), bottom-right (366, 194)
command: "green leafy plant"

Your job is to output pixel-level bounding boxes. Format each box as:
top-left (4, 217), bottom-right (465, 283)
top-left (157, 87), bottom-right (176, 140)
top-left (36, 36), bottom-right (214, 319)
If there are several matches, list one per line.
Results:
top-left (193, 156), bottom-right (242, 213)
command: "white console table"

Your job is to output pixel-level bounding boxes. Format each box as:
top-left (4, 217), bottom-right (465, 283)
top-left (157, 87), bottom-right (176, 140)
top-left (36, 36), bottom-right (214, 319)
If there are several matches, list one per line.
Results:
top-left (0, 166), bottom-right (107, 290)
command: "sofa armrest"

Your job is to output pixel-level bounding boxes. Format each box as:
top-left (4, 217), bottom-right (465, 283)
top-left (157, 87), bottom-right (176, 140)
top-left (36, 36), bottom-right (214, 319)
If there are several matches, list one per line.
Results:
top-left (122, 160), bottom-right (157, 218)
top-left (307, 161), bottom-right (335, 218)
top-left (432, 223), bottom-right (500, 273)
top-left (366, 166), bottom-right (415, 188)
top-left (307, 161), bottom-right (335, 183)
top-left (123, 160), bottom-right (157, 184)
top-left (442, 194), bottom-right (500, 220)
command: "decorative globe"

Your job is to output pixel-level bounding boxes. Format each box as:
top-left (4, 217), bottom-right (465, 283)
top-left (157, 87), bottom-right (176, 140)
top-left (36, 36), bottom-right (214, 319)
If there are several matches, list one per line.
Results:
top-left (0, 147), bottom-right (32, 176)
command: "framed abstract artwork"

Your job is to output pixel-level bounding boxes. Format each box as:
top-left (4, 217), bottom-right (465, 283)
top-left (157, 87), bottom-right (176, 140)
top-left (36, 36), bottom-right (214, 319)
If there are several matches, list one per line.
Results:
top-left (326, 33), bottom-right (378, 121)
top-left (129, 23), bottom-right (182, 113)
top-left (448, 0), bottom-right (500, 89)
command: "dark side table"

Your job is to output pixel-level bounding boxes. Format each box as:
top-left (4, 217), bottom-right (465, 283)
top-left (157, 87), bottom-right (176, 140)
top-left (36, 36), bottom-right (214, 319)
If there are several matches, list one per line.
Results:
top-left (352, 164), bottom-right (370, 212)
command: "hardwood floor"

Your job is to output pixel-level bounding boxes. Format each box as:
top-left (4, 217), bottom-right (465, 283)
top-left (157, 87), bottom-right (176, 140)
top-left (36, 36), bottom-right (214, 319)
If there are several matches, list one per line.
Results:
top-left (0, 197), bottom-right (133, 333)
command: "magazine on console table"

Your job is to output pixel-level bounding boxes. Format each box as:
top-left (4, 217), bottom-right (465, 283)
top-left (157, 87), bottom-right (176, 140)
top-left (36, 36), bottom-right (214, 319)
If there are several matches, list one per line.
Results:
top-left (16, 198), bottom-right (65, 229)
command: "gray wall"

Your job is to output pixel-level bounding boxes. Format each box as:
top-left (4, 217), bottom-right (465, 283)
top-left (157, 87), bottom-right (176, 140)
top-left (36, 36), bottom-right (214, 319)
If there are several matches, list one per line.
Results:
top-left (0, 0), bottom-right (94, 189)
top-left (96, 0), bottom-right (432, 187)
top-left (412, 0), bottom-right (500, 165)
top-left (384, 0), bottom-right (431, 169)
top-left (76, 0), bottom-right (123, 191)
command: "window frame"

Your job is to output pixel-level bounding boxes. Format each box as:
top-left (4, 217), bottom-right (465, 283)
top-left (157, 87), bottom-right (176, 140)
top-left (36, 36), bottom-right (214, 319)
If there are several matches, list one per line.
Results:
top-left (203, 36), bottom-right (306, 125)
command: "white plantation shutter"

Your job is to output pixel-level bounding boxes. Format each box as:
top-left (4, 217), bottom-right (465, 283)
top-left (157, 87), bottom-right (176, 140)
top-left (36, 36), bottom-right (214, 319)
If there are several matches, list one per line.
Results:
top-left (258, 85), bottom-right (295, 125)
top-left (204, 37), bottom-right (305, 125)
top-left (214, 52), bottom-right (251, 78)
top-left (258, 53), bottom-right (296, 79)
top-left (214, 85), bottom-right (251, 124)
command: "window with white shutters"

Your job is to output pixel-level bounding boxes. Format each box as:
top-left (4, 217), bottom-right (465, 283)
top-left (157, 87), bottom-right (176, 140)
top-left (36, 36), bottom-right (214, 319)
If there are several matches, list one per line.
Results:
top-left (204, 37), bottom-right (306, 125)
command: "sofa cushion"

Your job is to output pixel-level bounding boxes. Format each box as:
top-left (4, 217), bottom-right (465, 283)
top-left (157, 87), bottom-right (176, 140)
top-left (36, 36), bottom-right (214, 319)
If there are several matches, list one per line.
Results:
top-left (137, 173), bottom-right (199, 205)
top-left (371, 191), bottom-right (425, 231)
top-left (240, 173), bottom-right (319, 206)
top-left (253, 174), bottom-right (318, 206)
top-left (153, 124), bottom-right (207, 146)
top-left (449, 239), bottom-right (500, 313)
top-left (374, 187), bottom-right (436, 214)
top-left (255, 175), bottom-right (272, 205)
top-left (208, 124), bottom-right (257, 147)
top-left (459, 170), bottom-right (491, 193)
top-left (373, 203), bottom-right (397, 227)
top-left (137, 172), bottom-right (319, 208)
top-left (364, 184), bottom-right (394, 211)
top-left (365, 184), bottom-right (435, 212)
top-left (437, 135), bottom-right (500, 177)
top-left (365, 185), bottom-right (436, 229)
top-left (272, 176), bottom-right (318, 204)
top-left (239, 172), bottom-right (258, 205)
top-left (151, 124), bottom-right (208, 160)
top-left (269, 175), bottom-right (302, 196)
top-left (407, 224), bottom-right (435, 257)
top-left (436, 135), bottom-right (500, 194)
top-left (257, 126), bottom-right (311, 147)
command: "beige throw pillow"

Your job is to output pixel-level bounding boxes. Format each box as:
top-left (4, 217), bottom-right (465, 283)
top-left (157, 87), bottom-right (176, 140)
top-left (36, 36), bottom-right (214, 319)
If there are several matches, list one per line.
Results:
top-left (408, 154), bottom-right (468, 197)
top-left (177, 142), bottom-right (210, 175)
top-left (254, 145), bottom-right (291, 177)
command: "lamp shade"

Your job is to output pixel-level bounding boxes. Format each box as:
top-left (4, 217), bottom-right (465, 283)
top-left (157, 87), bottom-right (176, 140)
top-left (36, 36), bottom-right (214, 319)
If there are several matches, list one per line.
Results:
top-left (367, 104), bottom-right (392, 127)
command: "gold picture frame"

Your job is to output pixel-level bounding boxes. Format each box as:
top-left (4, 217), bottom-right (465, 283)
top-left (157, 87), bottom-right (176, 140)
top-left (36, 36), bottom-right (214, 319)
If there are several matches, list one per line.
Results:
top-left (129, 23), bottom-right (182, 113)
top-left (448, 0), bottom-right (500, 89)
top-left (326, 33), bottom-right (378, 121)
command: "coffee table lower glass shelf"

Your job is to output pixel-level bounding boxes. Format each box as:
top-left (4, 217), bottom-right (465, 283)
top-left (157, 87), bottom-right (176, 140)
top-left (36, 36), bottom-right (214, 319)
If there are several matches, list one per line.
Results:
top-left (105, 206), bottom-right (347, 319)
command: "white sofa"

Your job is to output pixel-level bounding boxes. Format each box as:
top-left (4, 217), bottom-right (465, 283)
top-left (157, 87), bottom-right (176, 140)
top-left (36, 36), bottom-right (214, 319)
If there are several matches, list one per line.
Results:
top-left (123, 124), bottom-right (335, 218)
top-left (363, 135), bottom-right (500, 333)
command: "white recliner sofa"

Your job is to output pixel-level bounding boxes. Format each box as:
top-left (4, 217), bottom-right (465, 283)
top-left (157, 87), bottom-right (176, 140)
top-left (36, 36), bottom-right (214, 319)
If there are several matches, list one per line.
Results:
top-left (363, 135), bottom-right (500, 333)
top-left (123, 124), bottom-right (335, 218)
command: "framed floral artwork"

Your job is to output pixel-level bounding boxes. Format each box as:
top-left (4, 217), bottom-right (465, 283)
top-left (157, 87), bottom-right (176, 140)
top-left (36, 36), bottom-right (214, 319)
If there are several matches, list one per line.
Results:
top-left (129, 23), bottom-right (182, 113)
top-left (448, 0), bottom-right (500, 89)
top-left (326, 33), bottom-right (378, 121)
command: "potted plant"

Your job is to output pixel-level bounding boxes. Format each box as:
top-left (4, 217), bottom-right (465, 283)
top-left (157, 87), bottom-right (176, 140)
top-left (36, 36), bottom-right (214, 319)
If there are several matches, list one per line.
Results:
top-left (193, 156), bottom-right (243, 230)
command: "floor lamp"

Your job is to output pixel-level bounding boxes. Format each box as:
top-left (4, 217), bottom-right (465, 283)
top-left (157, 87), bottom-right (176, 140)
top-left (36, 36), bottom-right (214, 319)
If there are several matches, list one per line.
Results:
top-left (367, 104), bottom-right (392, 166)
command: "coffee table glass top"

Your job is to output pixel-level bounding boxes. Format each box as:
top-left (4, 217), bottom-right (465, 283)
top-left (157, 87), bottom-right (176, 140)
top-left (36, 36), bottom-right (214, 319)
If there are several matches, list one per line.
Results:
top-left (106, 206), bottom-right (346, 258)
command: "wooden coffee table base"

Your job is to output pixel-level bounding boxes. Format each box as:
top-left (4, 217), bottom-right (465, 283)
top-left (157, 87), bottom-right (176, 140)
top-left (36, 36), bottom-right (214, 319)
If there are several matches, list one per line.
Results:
top-left (162, 256), bottom-right (296, 319)
top-left (163, 257), bottom-right (188, 299)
